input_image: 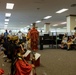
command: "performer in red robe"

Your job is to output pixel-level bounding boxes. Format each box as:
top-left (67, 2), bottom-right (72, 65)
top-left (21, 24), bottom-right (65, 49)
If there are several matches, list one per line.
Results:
top-left (28, 23), bottom-right (39, 51)
top-left (14, 45), bottom-right (34, 75)
top-left (15, 57), bottom-right (32, 75)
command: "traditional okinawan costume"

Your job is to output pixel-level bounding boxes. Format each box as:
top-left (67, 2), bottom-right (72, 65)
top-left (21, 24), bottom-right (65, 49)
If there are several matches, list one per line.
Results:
top-left (28, 24), bottom-right (39, 51)
top-left (15, 53), bottom-right (32, 75)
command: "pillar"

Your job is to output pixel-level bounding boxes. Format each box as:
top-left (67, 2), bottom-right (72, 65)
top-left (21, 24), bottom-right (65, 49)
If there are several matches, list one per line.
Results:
top-left (67, 15), bottom-right (76, 32)
top-left (44, 23), bottom-right (50, 33)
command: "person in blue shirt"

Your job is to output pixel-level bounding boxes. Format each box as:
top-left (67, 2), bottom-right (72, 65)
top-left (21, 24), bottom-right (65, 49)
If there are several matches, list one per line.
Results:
top-left (4, 30), bottom-right (9, 41)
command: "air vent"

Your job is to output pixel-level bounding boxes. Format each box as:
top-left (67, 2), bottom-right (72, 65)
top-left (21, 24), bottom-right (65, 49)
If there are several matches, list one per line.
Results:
top-left (71, 4), bottom-right (76, 7)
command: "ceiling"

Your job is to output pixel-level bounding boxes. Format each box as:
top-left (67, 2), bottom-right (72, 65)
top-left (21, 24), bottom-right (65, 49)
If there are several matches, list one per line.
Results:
top-left (0, 0), bottom-right (76, 30)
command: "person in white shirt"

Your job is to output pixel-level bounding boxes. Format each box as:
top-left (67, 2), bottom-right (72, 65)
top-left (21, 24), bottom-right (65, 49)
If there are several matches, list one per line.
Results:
top-left (17, 31), bottom-right (23, 40)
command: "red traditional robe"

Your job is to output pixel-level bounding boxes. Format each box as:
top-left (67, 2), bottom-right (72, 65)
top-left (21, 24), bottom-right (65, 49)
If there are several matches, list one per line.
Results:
top-left (29, 27), bottom-right (39, 51)
top-left (0, 68), bottom-right (4, 75)
top-left (15, 59), bottom-right (32, 75)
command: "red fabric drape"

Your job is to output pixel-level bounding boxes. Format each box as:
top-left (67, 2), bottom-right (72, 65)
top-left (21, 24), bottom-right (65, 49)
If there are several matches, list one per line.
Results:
top-left (0, 69), bottom-right (4, 75)
top-left (15, 59), bottom-right (32, 75)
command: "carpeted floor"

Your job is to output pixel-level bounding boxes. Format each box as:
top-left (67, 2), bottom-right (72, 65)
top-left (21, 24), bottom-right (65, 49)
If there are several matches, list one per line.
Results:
top-left (0, 49), bottom-right (76, 75)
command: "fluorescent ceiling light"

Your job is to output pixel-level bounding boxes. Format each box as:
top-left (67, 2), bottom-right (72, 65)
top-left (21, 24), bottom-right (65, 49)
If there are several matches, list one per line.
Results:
top-left (5, 19), bottom-right (9, 21)
top-left (52, 24), bottom-right (58, 26)
top-left (5, 22), bottom-right (8, 24)
top-left (56, 8), bottom-right (68, 13)
top-left (5, 13), bottom-right (11, 17)
top-left (36, 20), bottom-right (41, 23)
top-left (44, 16), bottom-right (52, 19)
top-left (6, 3), bottom-right (14, 9)
top-left (61, 22), bottom-right (67, 24)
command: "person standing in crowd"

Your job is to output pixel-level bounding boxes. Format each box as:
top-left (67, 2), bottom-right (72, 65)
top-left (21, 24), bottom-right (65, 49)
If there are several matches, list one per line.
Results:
top-left (22, 33), bottom-right (26, 43)
top-left (9, 30), bottom-right (12, 36)
top-left (28, 23), bottom-right (39, 51)
top-left (4, 30), bottom-right (9, 41)
top-left (26, 28), bottom-right (31, 49)
top-left (17, 31), bottom-right (23, 43)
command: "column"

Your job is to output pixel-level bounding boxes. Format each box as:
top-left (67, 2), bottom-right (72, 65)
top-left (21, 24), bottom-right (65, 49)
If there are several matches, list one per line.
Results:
top-left (44, 23), bottom-right (50, 33)
top-left (67, 15), bottom-right (76, 32)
